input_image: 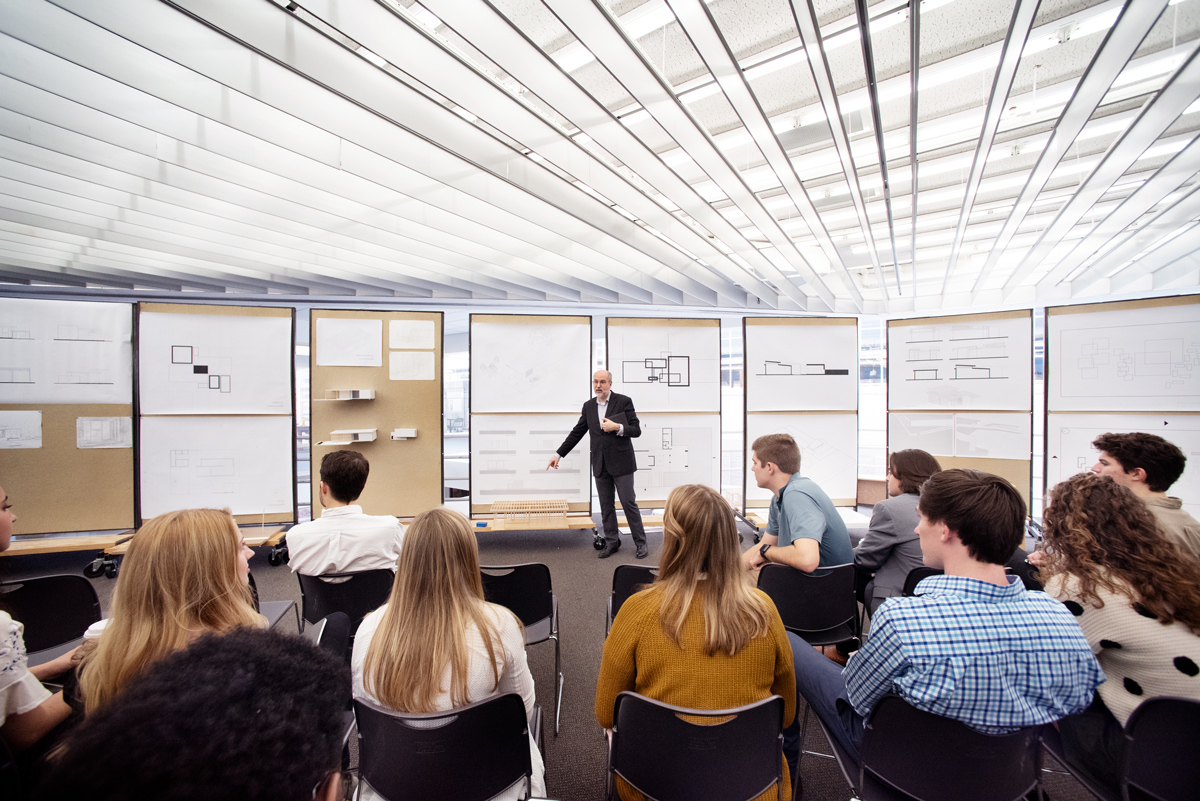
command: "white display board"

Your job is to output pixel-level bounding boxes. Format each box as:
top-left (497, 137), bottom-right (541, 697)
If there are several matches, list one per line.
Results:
top-left (630, 413), bottom-right (721, 504)
top-left (315, 317), bottom-right (382, 367)
top-left (1047, 302), bottom-right (1200, 412)
top-left (745, 320), bottom-right (858, 411)
top-left (889, 412), bottom-right (1032, 461)
top-left (1045, 413), bottom-right (1200, 518)
top-left (139, 312), bottom-right (292, 415)
top-left (745, 413), bottom-right (858, 505)
top-left (0, 298), bottom-right (131, 404)
top-left (470, 413), bottom-right (592, 505)
top-left (888, 313), bottom-right (1032, 411)
top-left (607, 321), bottom-right (720, 412)
top-left (471, 317), bottom-right (591, 413)
top-left (139, 415), bottom-right (294, 518)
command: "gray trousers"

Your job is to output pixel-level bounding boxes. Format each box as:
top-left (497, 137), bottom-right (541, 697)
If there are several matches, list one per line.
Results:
top-left (595, 468), bottom-right (646, 547)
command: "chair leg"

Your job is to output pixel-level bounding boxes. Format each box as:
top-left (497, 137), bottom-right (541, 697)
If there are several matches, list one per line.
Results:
top-left (551, 633), bottom-right (562, 736)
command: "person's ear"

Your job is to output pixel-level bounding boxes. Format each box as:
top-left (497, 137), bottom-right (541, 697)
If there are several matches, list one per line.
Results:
top-left (1129, 467), bottom-right (1150, 486)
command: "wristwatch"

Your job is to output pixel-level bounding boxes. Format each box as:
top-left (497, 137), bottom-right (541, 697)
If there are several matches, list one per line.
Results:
top-left (759, 542), bottom-right (772, 561)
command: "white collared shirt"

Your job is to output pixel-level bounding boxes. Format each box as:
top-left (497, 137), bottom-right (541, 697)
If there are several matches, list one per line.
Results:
top-left (286, 505), bottom-right (404, 578)
top-left (595, 393), bottom-right (624, 436)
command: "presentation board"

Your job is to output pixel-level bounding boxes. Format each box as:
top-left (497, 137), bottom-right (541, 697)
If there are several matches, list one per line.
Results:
top-left (744, 318), bottom-right (858, 411)
top-left (628, 413), bottom-right (721, 505)
top-left (139, 415), bottom-right (294, 519)
top-left (888, 412), bottom-right (1032, 461)
top-left (607, 318), bottom-right (720, 412)
top-left (470, 315), bottom-right (591, 413)
top-left (310, 310), bottom-right (443, 518)
top-left (888, 311), bottom-right (1032, 411)
top-left (0, 298), bottom-right (132, 405)
top-left (1046, 297), bottom-right (1200, 413)
top-left (0, 298), bottom-right (134, 534)
top-left (470, 413), bottom-right (591, 513)
top-left (745, 413), bottom-right (858, 507)
top-left (139, 309), bottom-right (292, 415)
top-left (1045, 412), bottom-right (1200, 518)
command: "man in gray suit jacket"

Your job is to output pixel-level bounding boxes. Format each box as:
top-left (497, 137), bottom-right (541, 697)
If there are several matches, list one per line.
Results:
top-left (548, 370), bottom-right (648, 559)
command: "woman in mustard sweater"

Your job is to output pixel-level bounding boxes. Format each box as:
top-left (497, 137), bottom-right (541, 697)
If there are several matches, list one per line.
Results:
top-left (595, 483), bottom-right (796, 801)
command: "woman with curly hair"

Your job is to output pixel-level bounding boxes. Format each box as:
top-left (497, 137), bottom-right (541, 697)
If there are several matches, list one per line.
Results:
top-left (1038, 471), bottom-right (1200, 791)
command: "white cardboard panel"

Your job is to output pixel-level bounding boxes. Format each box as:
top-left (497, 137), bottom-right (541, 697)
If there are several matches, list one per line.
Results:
top-left (745, 413), bottom-right (858, 504)
top-left (630, 413), bottom-right (721, 504)
top-left (470, 413), bottom-right (592, 506)
top-left (471, 319), bottom-right (591, 413)
top-left (745, 323), bottom-right (858, 411)
top-left (608, 323), bottom-right (720, 412)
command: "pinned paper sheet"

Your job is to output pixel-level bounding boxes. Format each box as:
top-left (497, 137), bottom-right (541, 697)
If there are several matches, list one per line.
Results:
top-left (390, 351), bottom-right (435, 381)
top-left (0, 410), bottom-right (42, 449)
top-left (316, 318), bottom-right (382, 367)
top-left (77, 416), bottom-right (133, 449)
top-left (389, 319), bottom-right (435, 350)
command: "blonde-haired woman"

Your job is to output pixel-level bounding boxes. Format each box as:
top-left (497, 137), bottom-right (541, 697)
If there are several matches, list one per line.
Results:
top-left (352, 507), bottom-right (546, 800)
top-left (595, 484), bottom-right (796, 801)
top-left (77, 508), bottom-right (264, 713)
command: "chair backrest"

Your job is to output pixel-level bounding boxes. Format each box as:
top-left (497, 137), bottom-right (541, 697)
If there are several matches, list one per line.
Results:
top-left (610, 691), bottom-right (783, 801)
top-left (296, 569), bottom-right (394, 630)
top-left (757, 563), bottom-right (856, 639)
top-left (1123, 696), bottom-right (1200, 801)
top-left (901, 567), bottom-right (943, 597)
top-left (312, 612), bottom-right (351, 662)
top-left (480, 564), bottom-right (553, 629)
top-left (354, 693), bottom-right (531, 801)
top-left (611, 564), bottom-right (657, 621)
top-left (858, 695), bottom-right (1043, 801)
top-left (0, 574), bottom-right (101, 652)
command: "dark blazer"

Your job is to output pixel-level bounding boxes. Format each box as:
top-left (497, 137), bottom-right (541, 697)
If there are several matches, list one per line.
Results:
top-left (556, 392), bottom-right (641, 477)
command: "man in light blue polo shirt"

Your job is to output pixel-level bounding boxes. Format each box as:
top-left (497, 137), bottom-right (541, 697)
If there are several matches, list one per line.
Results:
top-left (742, 433), bottom-right (853, 572)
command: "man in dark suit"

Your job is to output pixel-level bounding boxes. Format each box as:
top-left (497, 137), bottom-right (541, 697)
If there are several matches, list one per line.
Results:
top-left (548, 370), bottom-right (648, 559)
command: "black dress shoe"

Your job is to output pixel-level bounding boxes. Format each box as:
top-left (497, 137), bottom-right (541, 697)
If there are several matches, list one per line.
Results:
top-left (597, 542), bottom-right (621, 559)
top-left (635, 544), bottom-right (649, 560)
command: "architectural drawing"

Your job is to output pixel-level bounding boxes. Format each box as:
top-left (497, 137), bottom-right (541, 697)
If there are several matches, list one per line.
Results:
top-left (745, 322), bottom-right (858, 411)
top-left (889, 412), bottom-right (1030, 460)
top-left (0, 410), bottom-right (42, 449)
top-left (888, 413), bottom-right (955, 456)
top-left (0, 298), bottom-right (132, 404)
top-left (607, 321), bottom-right (720, 412)
top-left (471, 319), bottom-right (592, 413)
top-left (76, 416), bottom-right (133, 449)
top-left (169, 345), bottom-right (232, 393)
top-left (888, 315), bottom-right (1031, 411)
top-left (470, 413), bottom-right (591, 506)
top-left (1045, 413), bottom-right (1200, 518)
top-left (1049, 303), bottom-right (1200, 412)
top-left (140, 416), bottom-right (293, 517)
top-left (630, 414), bottom-right (720, 504)
top-left (745, 413), bottom-right (857, 504)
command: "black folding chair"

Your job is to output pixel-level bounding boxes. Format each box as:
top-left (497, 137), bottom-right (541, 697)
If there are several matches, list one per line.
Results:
top-left (247, 572), bottom-right (300, 633)
top-left (1123, 696), bottom-right (1200, 801)
top-left (1040, 725), bottom-right (1118, 801)
top-left (901, 566), bottom-right (943, 596)
top-left (606, 564), bottom-right (657, 635)
top-left (607, 691), bottom-right (785, 801)
top-left (354, 693), bottom-right (534, 801)
top-left (297, 568), bottom-right (394, 635)
top-left (305, 611), bottom-right (352, 664)
top-left (0, 574), bottom-right (100, 667)
top-left (480, 563), bottom-right (562, 735)
top-left (816, 694), bottom-right (1044, 801)
top-left (756, 562), bottom-right (859, 648)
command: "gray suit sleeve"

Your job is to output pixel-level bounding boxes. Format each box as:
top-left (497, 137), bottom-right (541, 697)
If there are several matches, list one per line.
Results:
top-left (854, 502), bottom-right (897, 571)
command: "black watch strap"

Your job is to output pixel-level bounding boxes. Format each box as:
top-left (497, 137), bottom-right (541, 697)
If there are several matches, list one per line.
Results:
top-left (759, 542), bottom-right (772, 560)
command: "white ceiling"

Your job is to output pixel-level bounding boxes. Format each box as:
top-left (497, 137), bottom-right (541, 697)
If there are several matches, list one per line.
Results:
top-left (0, 0), bottom-right (1197, 313)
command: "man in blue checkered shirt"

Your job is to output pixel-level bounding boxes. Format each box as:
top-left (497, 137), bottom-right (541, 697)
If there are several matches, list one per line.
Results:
top-left (791, 469), bottom-right (1104, 764)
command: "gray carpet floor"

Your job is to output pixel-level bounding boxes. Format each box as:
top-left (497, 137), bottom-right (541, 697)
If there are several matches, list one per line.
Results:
top-left (4, 525), bottom-right (1096, 801)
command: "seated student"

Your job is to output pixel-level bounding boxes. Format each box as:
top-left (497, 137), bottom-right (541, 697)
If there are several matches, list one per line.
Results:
top-left (353, 507), bottom-right (545, 801)
top-left (1037, 472), bottom-right (1200, 793)
top-left (1090, 432), bottom-right (1200, 560)
top-left (854, 449), bottom-right (941, 615)
top-left (0, 485), bottom-right (72, 756)
top-left (35, 628), bottom-right (350, 801)
top-left (286, 450), bottom-right (404, 579)
top-left (596, 484), bottom-right (796, 801)
top-left (792, 469), bottom-right (1103, 765)
top-left (77, 508), bottom-right (265, 714)
top-left (741, 433), bottom-right (853, 574)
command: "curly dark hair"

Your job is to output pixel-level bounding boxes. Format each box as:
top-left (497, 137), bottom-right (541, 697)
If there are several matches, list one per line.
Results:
top-left (36, 628), bottom-right (350, 801)
top-left (1040, 472), bottom-right (1200, 633)
top-left (1091, 432), bottom-right (1186, 493)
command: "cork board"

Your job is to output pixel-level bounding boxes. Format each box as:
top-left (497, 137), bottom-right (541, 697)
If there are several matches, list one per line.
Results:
top-left (310, 310), bottom-right (442, 518)
top-left (137, 302), bottom-right (295, 526)
top-left (936, 456), bottom-right (1032, 511)
top-left (0, 403), bottom-right (135, 534)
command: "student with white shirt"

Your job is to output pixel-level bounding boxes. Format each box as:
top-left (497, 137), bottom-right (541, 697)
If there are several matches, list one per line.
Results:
top-left (286, 450), bottom-right (405, 579)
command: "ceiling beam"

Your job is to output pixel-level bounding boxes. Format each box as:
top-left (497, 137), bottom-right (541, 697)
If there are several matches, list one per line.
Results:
top-left (907, 0), bottom-right (919, 298)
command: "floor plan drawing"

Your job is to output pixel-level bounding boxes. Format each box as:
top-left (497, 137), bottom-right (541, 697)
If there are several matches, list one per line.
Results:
top-left (1049, 302), bottom-right (1200, 412)
top-left (170, 345), bottom-right (232, 394)
top-left (745, 322), bottom-right (858, 411)
top-left (745, 413), bottom-right (858, 504)
top-left (608, 321), bottom-right (720, 412)
top-left (470, 413), bottom-right (592, 505)
top-left (630, 414), bottom-right (720, 504)
top-left (889, 315), bottom-right (1031, 411)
